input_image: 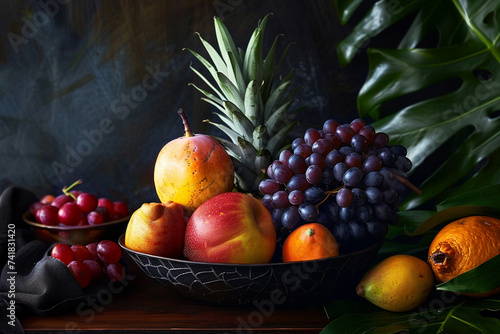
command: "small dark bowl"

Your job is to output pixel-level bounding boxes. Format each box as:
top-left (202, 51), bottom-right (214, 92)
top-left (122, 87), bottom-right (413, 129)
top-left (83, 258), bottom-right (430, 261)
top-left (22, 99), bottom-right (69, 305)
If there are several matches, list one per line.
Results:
top-left (119, 234), bottom-right (383, 306)
top-left (23, 211), bottom-right (129, 245)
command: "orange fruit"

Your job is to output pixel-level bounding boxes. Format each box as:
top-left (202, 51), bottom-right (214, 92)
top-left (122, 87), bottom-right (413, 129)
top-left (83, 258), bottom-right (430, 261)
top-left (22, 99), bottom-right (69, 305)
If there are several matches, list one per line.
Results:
top-left (282, 223), bottom-right (339, 262)
top-left (428, 215), bottom-right (500, 297)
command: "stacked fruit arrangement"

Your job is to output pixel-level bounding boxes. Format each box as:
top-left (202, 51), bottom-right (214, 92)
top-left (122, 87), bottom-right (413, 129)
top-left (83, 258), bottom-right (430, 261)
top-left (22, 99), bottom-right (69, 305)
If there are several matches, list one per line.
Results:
top-left (51, 240), bottom-right (125, 288)
top-left (258, 118), bottom-right (416, 253)
top-left (29, 180), bottom-right (129, 226)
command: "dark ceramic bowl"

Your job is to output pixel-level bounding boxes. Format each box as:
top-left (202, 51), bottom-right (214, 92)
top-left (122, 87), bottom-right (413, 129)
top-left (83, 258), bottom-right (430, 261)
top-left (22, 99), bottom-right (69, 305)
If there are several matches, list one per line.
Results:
top-left (23, 211), bottom-right (129, 245)
top-left (118, 234), bottom-right (383, 306)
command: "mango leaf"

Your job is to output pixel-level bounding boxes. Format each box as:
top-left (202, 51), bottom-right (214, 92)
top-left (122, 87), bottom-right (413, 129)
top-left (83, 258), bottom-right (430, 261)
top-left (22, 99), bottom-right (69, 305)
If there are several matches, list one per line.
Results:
top-left (322, 298), bottom-right (500, 334)
top-left (437, 254), bottom-right (500, 294)
top-left (334, 0), bottom-right (500, 210)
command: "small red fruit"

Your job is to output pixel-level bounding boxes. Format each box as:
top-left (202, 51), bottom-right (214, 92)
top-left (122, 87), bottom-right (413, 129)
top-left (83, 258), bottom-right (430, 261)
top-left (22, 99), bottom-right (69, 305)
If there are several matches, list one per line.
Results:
top-left (83, 260), bottom-right (102, 284)
top-left (71, 244), bottom-right (92, 261)
top-left (98, 198), bottom-right (114, 217)
top-left (51, 194), bottom-right (74, 208)
top-left (35, 205), bottom-right (59, 226)
top-left (97, 240), bottom-right (121, 264)
top-left (76, 192), bottom-right (98, 214)
top-left (87, 211), bottom-right (104, 225)
top-left (51, 243), bottom-right (74, 265)
top-left (58, 202), bottom-right (83, 226)
top-left (68, 261), bottom-right (92, 288)
top-left (106, 262), bottom-right (126, 282)
top-left (85, 242), bottom-right (99, 260)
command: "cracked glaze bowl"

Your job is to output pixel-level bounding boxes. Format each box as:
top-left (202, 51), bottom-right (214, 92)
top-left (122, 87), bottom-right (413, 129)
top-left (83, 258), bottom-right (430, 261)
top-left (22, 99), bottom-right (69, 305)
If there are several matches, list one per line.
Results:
top-left (118, 234), bottom-right (383, 306)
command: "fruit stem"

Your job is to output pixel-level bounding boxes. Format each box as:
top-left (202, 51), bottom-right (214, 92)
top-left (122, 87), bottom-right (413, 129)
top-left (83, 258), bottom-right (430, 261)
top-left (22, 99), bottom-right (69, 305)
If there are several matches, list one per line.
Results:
top-left (391, 171), bottom-right (422, 195)
top-left (62, 179), bottom-right (82, 200)
top-left (315, 186), bottom-right (344, 209)
top-left (178, 108), bottom-right (194, 137)
top-left (306, 228), bottom-right (315, 236)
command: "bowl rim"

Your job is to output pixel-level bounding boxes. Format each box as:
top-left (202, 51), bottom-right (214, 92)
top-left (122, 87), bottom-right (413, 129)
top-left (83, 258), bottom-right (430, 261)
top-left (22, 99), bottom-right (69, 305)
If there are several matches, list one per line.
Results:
top-left (118, 234), bottom-right (384, 267)
top-left (22, 211), bottom-right (130, 231)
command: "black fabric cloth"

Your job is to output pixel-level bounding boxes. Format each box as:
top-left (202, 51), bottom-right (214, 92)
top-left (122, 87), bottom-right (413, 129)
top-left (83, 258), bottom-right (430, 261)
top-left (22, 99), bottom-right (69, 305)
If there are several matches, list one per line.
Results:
top-left (0, 186), bottom-right (126, 333)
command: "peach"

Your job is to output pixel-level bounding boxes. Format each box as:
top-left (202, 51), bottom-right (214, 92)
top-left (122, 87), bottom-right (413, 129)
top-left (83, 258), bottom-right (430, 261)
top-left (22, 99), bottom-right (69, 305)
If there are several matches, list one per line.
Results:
top-left (184, 192), bottom-right (276, 264)
top-left (124, 201), bottom-right (186, 258)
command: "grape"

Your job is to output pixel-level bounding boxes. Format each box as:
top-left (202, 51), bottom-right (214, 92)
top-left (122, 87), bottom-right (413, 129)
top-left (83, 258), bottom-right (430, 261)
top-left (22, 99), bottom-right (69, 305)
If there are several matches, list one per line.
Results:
top-left (356, 205), bottom-right (373, 222)
top-left (279, 149), bottom-right (293, 167)
top-left (291, 138), bottom-right (305, 151)
top-left (288, 190), bottom-right (304, 206)
top-left (94, 206), bottom-right (111, 222)
top-left (98, 198), bottom-right (115, 217)
top-left (312, 138), bottom-right (334, 156)
top-left (287, 174), bottom-right (310, 192)
top-left (336, 188), bottom-right (353, 207)
top-left (304, 128), bottom-right (322, 145)
top-left (348, 220), bottom-right (367, 242)
top-left (260, 117), bottom-right (413, 250)
top-left (349, 118), bottom-right (366, 133)
top-left (335, 124), bottom-right (355, 144)
top-left (390, 144), bottom-right (407, 157)
top-left (362, 155), bottom-right (382, 173)
top-left (288, 154), bottom-right (307, 174)
top-left (333, 162), bottom-right (348, 181)
top-left (343, 167), bottom-right (363, 187)
top-left (323, 119), bottom-right (339, 134)
top-left (294, 143), bottom-right (313, 159)
top-left (303, 186), bottom-right (325, 205)
top-left (71, 245), bottom-right (92, 261)
top-left (76, 193), bottom-right (98, 214)
top-left (51, 243), bottom-right (74, 265)
top-left (87, 211), bottom-right (104, 225)
top-left (395, 155), bottom-right (412, 172)
top-left (373, 132), bottom-right (389, 148)
top-left (273, 164), bottom-right (293, 184)
top-left (68, 261), bottom-right (92, 288)
top-left (339, 206), bottom-right (356, 221)
top-left (345, 152), bottom-right (363, 168)
top-left (259, 179), bottom-right (281, 195)
top-left (364, 171), bottom-right (382, 187)
top-left (325, 150), bottom-right (343, 168)
top-left (106, 262), bottom-right (126, 282)
top-left (97, 240), bottom-right (121, 264)
top-left (35, 205), bottom-right (59, 226)
top-left (298, 203), bottom-right (318, 222)
top-left (351, 134), bottom-right (368, 153)
top-left (51, 194), bottom-right (73, 208)
top-left (83, 260), bottom-right (102, 284)
top-left (305, 165), bottom-right (323, 185)
top-left (374, 202), bottom-right (393, 221)
top-left (262, 194), bottom-right (274, 210)
top-left (281, 206), bottom-right (301, 229)
top-left (113, 201), bottom-right (129, 219)
top-left (58, 202), bottom-right (83, 226)
top-left (307, 152), bottom-right (325, 169)
top-left (351, 188), bottom-right (366, 206)
top-left (272, 190), bottom-right (290, 208)
top-left (359, 125), bottom-right (375, 143)
top-left (365, 187), bottom-right (383, 204)
top-left (85, 242), bottom-right (99, 260)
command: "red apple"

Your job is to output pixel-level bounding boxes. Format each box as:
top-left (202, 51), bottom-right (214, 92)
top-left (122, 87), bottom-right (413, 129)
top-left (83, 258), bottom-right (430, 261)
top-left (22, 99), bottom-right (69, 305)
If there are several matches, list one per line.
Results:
top-left (124, 201), bottom-right (186, 258)
top-left (184, 192), bottom-right (276, 264)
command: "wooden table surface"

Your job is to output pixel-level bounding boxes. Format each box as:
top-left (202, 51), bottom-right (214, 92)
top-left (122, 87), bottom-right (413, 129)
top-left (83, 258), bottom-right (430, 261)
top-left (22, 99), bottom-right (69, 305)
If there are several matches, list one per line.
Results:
top-left (20, 254), bottom-right (331, 333)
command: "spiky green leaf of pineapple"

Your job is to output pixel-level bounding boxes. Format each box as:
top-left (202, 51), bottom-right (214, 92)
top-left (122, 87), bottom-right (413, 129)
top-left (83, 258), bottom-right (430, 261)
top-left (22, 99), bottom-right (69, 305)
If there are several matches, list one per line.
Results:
top-left (187, 14), bottom-right (302, 193)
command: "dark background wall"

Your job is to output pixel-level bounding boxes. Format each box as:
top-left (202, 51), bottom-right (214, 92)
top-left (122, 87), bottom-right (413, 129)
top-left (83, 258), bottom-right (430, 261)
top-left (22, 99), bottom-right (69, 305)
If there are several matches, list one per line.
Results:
top-left (0, 0), bottom-right (370, 210)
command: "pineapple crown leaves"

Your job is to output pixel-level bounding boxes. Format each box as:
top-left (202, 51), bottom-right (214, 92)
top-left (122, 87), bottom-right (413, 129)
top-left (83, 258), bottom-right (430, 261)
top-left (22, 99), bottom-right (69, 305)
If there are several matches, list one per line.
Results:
top-left (186, 14), bottom-right (302, 192)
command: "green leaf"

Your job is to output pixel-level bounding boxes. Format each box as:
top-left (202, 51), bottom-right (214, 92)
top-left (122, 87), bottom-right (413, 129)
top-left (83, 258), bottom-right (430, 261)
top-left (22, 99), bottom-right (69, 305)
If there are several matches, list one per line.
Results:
top-left (216, 72), bottom-right (245, 111)
top-left (243, 14), bottom-right (269, 85)
top-left (437, 254), bottom-right (500, 293)
top-left (214, 16), bottom-right (241, 86)
top-left (321, 298), bottom-right (500, 334)
top-left (266, 121), bottom-right (299, 157)
top-left (244, 80), bottom-right (260, 126)
top-left (335, 0), bottom-right (500, 210)
top-left (222, 101), bottom-right (254, 142)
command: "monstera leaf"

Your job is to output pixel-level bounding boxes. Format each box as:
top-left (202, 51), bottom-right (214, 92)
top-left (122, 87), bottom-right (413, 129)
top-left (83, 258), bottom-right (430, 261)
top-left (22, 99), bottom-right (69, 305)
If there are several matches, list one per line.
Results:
top-left (335, 0), bottom-right (500, 210)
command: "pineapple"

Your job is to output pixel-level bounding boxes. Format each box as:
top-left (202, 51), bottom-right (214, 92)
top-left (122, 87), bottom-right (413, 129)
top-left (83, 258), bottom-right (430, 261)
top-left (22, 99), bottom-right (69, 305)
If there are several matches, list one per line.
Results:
top-left (186, 14), bottom-right (303, 194)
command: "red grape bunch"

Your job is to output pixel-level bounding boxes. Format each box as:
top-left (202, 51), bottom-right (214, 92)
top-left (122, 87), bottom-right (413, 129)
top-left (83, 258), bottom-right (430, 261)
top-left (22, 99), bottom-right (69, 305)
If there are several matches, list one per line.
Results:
top-left (51, 240), bottom-right (126, 288)
top-left (30, 180), bottom-right (129, 226)
top-left (259, 118), bottom-right (417, 253)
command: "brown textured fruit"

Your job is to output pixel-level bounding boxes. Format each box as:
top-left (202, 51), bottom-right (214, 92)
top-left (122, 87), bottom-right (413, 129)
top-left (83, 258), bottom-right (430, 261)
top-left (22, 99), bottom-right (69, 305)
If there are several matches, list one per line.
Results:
top-left (282, 223), bottom-right (339, 262)
top-left (428, 215), bottom-right (500, 297)
top-left (154, 109), bottom-right (234, 213)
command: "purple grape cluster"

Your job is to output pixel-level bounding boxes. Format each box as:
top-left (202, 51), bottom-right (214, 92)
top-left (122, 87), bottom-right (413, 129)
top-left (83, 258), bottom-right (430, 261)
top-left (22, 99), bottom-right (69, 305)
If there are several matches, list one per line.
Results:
top-left (259, 118), bottom-right (413, 253)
